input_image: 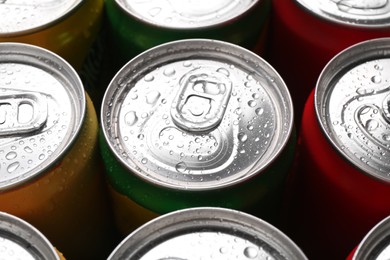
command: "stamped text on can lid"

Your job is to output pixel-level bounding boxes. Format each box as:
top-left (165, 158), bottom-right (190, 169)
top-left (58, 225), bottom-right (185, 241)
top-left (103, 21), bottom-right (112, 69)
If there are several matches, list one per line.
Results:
top-left (102, 39), bottom-right (293, 191)
top-left (295, 0), bottom-right (390, 27)
top-left (116, 0), bottom-right (259, 28)
top-left (316, 38), bottom-right (390, 183)
top-left (0, 0), bottom-right (82, 35)
top-left (0, 43), bottom-right (85, 190)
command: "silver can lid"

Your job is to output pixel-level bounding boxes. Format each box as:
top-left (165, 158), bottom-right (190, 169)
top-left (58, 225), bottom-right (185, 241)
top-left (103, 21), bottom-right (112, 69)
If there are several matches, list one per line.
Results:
top-left (0, 42), bottom-right (85, 190)
top-left (115, 0), bottom-right (260, 29)
top-left (108, 207), bottom-right (307, 260)
top-left (0, 0), bottom-right (82, 36)
top-left (0, 211), bottom-right (60, 259)
top-left (353, 215), bottom-right (390, 259)
top-left (295, 0), bottom-right (390, 27)
top-left (102, 39), bottom-right (293, 191)
top-left (315, 37), bottom-right (390, 183)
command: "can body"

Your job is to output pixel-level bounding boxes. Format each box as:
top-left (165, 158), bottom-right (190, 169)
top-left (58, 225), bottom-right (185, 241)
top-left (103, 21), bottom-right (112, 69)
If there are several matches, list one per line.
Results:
top-left (100, 39), bottom-right (296, 235)
top-left (0, 43), bottom-right (117, 260)
top-left (104, 0), bottom-right (271, 71)
top-left (266, 0), bottom-right (390, 123)
top-left (108, 207), bottom-right (307, 260)
top-left (0, 0), bottom-right (104, 71)
top-left (283, 38), bottom-right (390, 260)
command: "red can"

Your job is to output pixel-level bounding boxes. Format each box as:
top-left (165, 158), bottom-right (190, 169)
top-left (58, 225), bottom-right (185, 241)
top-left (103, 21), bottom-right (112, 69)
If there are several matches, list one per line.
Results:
top-left (266, 0), bottom-right (390, 123)
top-left (282, 38), bottom-right (390, 260)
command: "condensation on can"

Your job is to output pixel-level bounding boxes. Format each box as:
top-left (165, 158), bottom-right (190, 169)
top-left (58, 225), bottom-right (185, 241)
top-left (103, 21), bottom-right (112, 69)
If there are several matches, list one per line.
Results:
top-left (0, 0), bottom-right (104, 71)
top-left (0, 211), bottom-right (64, 260)
top-left (0, 42), bottom-right (117, 260)
top-left (100, 39), bottom-right (296, 234)
top-left (107, 207), bottom-right (308, 260)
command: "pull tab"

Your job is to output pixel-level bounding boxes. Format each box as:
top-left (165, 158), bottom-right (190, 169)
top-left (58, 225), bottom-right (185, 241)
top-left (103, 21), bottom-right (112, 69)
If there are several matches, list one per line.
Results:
top-left (0, 89), bottom-right (48, 136)
top-left (171, 67), bottom-right (232, 132)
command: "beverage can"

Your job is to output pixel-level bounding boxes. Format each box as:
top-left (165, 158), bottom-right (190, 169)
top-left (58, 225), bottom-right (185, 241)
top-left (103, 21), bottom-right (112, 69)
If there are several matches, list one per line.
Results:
top-left (100, 38), bottom-right (296, 235)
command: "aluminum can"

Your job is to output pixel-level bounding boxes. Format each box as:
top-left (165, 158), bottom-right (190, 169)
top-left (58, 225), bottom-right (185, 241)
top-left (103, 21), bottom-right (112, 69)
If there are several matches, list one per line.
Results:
top-left (104, 0), bottom-right (271, 73)
top-left (107, 207), bottom-right (307, 260)
top-left (0, 43), bottom-right (116, 260)
top-left (100, 38), bottom-right (296, 235)
top-left (0, 211), bottom-right (65, 260)
top-left (0, 0), bottom-right (104, 72)
top-left (283, 38), bottom-right (390, 260)
top-left (347, 215), bottom-right (390, 260)
top-left (266, 0), bottom-right (390, 124)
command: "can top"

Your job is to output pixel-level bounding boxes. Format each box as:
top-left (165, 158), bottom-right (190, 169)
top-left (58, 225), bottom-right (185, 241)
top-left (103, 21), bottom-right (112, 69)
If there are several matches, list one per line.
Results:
top-left (102, 39), bottom-right (293, 191)
top-left (353, 215), bottom-right (390, 259)
top-left (0, 42), bottom-right (85, 190)
top-left (0, 0), bottom-right (83, 36)
top-left (115, 0), bottom-right (260, 29)
top-left (107, 207), bottom-right (307, 260)
top-left (315, 37), bottom-right (390, 183)
top-left (0, 211), bottom-right (60, 259)
top-left (295, 0), bottom-right (390, 27)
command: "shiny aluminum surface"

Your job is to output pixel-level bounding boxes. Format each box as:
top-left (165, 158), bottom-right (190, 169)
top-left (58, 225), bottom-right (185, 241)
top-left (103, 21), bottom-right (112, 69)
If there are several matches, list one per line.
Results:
top-left (315, 37), bottom-right (390, 183)
top-left (102, 39), bottom-right (293, 191)
top-left (0, 211), bottom-right (60, 260)
top-left (353, 215), bottom-right (390, 260)
top-left (108, 207), bottom-right (307, 260)
top-left (115, 0), bottom-right (259, 28)
top-left (0, 0), bottom-right (82, 35)
top-left (0, 42), bottom-right (85, 190)
top-left (295, 0), bottom-right (390, 27)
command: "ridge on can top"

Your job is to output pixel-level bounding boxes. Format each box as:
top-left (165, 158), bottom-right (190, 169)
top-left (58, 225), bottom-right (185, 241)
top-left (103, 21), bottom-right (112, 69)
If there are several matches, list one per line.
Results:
top-left (315, 37), bottom-right (390, 183)
top-left (295, 0), bottom-right (390, 27)
top-left (0, 42), bottom-right (85, 190)
top-left (0, 0), bottom-right (83, 35)
top-left (115, 0), bottom-right (259, 29)
top-left (102, 39), bottom-right (293, 191)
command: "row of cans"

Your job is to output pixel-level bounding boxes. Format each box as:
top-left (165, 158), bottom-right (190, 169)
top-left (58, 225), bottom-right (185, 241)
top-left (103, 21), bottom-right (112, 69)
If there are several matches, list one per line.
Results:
top-left (0, 0), bottom-right (390, 259)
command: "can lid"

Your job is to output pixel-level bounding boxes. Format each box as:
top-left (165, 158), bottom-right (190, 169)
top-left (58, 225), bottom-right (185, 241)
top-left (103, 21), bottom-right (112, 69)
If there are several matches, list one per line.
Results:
top-left (101, 39), bottom-right (293, 191)
top-left (0, 211), bottom-right (60, 259)
top-left (0, 0), bottom-right (83, 36)
top-left (115, 0), bottom-right (260, 29)
top-left (353, 215), bottom-right (390, 259)
top-left (0, 42), bottom-right (85, 190)
top-left (107, 207), bottom-right (307, 260)
top-left (295, 0), bottom-right (390, 27)
top-left (315, 37), bottom-right (390, 183)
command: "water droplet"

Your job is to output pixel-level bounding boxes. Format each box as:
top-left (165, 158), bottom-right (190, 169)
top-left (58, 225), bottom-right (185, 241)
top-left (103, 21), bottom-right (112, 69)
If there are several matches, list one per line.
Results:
top-left (7, 162), bottom-right (20, 173)
top-left (163, 67), bottom-right (176, 77)
top-left (148, 7), bottom-right (161, 17)
top-left (138, 134), bottom-right (145, 140)
top-left (243, 246), bottom-right (258, 259)
top-left (146, 90), bottom-right (161, 105)
top-left (141, 158), bottom-right (148, 164)
top-left (255, 107), bottom-right (264, 115)
top-left (374, 64), bottom-right (383, 71)
top-left (248, 100), bottom-right (257, 107)
top-left (238, 132), bottom-right (248, 142)
top-left (383, 134), bottom-right (390, 141)
top-left (217, 67), bottom-right (230, 76)
top-left (39, 154), bottom-right (45, 160)
top-left (175, 162), bottom-right (187, 173)
top-left (183, 61), bottom-right (192, 67)
top-left (198, 155), bottom-right (203, 161)
top-left (247, 125), bottom-right (254, 131)
top-left (125, 111), bottom-right (138, 126)
top-left (5, 151), bottom-right (17, 160)
top-left (144, 74), bottom-right (154, 82)
top-left (366, 119), bottom-right (379, 131)
top-left (371, 75), bottom-right (382, 84)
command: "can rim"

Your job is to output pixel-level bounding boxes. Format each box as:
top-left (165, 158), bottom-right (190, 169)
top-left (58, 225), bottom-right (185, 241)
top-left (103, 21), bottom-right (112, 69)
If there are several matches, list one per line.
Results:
top-left (0, 0), bottom-right (83, 37)
top-left (295, 0), bottom-right (390, 29)
top-left (315, 37), bottom-right (390, 183)
top-left (113, 0), bottom-right (262, 30)
top-left (0, 42), bottom-right (86, 190)
top-left (0, 211), bottom-right (60, 259)
top-left (101, 38), bottom-right (294, 191)
top-left (107, 207), bottom-right (308, 259)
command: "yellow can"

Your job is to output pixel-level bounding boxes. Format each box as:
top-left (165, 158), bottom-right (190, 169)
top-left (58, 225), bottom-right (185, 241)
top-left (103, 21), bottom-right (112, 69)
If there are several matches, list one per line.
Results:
top-left (0, 43), bottom-right (117, 260)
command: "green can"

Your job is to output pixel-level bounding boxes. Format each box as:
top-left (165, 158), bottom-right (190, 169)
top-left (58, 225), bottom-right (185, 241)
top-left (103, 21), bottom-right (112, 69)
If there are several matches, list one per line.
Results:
top-left (100, 39), bottom-right (296, 235)
top-left (104, 0), bottom-right (271, 70)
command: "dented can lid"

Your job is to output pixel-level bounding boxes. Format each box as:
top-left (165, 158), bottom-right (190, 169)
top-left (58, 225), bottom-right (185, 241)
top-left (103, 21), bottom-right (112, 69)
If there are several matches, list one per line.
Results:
top-left (353, 215), bottom-right (390, 259)
top-left (115, 0), bottom-right (261, 29)
top-left (315, 37), bottom-right (390, 183)
top-left (107, 207), bottom-right (308, 260)
top-left (101, 39), bottom-right (293, 191)
top-left (0, 42), bottom-right (85, 190)
top-left (295, 0), bottom-right (390, 27)
top-left (0, 211), bottom-right (60, 259)
top-left (0, 0), bottom-right (83, 36)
